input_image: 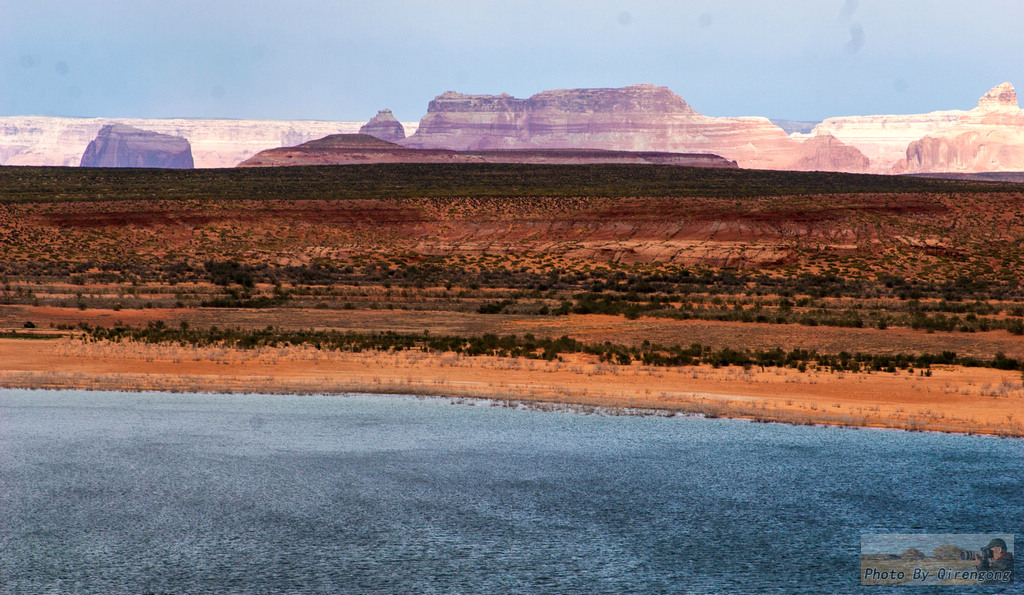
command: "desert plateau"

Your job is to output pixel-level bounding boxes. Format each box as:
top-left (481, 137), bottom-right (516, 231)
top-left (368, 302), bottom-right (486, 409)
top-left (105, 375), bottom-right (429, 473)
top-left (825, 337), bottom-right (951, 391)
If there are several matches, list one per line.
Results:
top-left (2, 163), bottom-right (1023, 436)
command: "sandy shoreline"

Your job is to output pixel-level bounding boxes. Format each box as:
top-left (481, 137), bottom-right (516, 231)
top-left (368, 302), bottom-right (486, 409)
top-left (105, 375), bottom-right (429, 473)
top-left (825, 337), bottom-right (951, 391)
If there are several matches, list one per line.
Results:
top-left (2, 337), bottom-right (1022, 437)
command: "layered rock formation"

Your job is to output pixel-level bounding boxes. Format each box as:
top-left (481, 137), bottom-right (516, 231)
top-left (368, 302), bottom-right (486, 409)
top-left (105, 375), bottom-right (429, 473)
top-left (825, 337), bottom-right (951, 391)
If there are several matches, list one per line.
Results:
top-left (0, 117), bottom-right (419, 168)
top-left (897, 83), bottom-right (1024, 173)
top-left (238, 134), bottom-right (738, 168)
top-left (809, 83), bottom-right (1024, 173)
top-left (358, 109), bottom-right (406, 142)
top-left (8, 82), bottom-right (1024, 175)
top-left (80, 124), bottom-right (194, 168)
top-left (806, 111), bottom-right (962, 171)
top-left (787, 134), bottom-right (870, 172)
top-left (403, 85), bottom-right (806, 169)
top-left (976, 82), bottom-right (1018, 111)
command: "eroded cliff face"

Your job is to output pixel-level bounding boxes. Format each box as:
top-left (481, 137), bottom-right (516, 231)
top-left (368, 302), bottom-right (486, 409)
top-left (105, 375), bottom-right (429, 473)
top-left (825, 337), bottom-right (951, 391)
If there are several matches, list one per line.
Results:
top-left (80, 124), bottom-right (194, 168)
top-left (403, 85), bottom-right (808, 169)
top-left (807, 111), bottom-right (962, 172)
top-left (898, 83), bottom-right (1024, 173)
top-left (811, 83), bottom-right (1024, 173)
top-left (976, 82), bottom-right (1018, 111)
top-left (358, 109), bottom-right (406, 142)
top-left (9, 82), bottom-right (1024, 174)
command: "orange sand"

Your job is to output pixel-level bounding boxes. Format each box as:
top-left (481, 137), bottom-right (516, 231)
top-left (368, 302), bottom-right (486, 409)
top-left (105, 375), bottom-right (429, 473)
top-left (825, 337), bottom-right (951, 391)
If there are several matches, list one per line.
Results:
top-left (1, 338), bottom-right (1021, 437)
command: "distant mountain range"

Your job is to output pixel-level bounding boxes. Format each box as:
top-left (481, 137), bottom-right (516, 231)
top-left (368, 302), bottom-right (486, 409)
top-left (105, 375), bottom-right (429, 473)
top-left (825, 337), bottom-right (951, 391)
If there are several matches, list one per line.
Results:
top-left (2, 82), bottom-right (1023, 174)
top-left (0, 117), bottom-right (418, 168)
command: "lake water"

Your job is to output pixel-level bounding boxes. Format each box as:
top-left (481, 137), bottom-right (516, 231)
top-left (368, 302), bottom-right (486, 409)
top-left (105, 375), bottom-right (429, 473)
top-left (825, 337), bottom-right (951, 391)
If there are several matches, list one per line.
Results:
top-left (0, 389), bottom-right (1020, 594)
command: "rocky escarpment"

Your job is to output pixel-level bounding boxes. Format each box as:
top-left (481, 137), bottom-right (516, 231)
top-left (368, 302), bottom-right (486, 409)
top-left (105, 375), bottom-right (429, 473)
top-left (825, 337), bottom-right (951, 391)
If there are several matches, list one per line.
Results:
top-left (80, 124), bottom-right (194, 168)
top-left (806, 111), bottom-right (962, 172)
top-left (901, 128), bottom-right (1024, 173)
top-left (402, 85), bottom-right (809, 170)
top-left (810, 82), bottom-right (1024, 173)
top-left (238, 134), bottom-right (738, 168)
top-left (12, 82), bottom-right (1024, 174)
top-left (358, 109), bottom-right (406, 142)
top-left (976, 82), bottom-right (1019, 111)
top-left (897, 83), bottom-right (1024, 173)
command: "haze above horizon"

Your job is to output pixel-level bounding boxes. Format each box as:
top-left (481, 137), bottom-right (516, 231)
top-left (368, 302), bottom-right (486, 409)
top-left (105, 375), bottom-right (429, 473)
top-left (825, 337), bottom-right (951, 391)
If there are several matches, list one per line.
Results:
top-left (2, 0), bottom-right (1022, 123)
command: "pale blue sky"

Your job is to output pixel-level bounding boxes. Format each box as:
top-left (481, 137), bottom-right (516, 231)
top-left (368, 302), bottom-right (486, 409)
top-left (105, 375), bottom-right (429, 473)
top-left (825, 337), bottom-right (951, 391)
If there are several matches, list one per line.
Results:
top-left (2, 1), bottom-right (1022, 122)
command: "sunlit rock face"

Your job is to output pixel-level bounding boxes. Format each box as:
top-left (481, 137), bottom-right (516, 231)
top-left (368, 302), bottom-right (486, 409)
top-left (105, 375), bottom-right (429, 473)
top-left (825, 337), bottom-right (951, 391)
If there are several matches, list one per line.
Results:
top-left (402, 85), bottom-right (804, 169)
top-left (0, 117), bottom-right (419, 168)
top-left (358, 109), bottom-right (406, 142)
top-left (807, 111), bottom-right (963, 172)
top-left (811, 82), bottom-right (1024, 173)
top-left (975, 82), bottom-right (1018, 112)
top-left (787, 134), bottom-right (870, 172)
top-left (8, 82), bottom-right (1024, 174)
top-left (897, 83), bottom-right (1024, 173)
top-left (79, 124), bottom-right (194, 168)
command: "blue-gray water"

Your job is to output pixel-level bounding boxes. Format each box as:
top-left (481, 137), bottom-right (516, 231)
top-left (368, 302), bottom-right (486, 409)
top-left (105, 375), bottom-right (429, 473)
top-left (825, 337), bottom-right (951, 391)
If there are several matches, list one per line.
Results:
top-left (0, 389), bottom-right (1020, 594)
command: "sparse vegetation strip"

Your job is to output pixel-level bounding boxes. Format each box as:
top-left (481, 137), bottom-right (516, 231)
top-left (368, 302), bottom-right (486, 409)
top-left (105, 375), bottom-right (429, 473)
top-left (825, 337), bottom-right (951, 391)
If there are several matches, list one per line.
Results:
top-left (79, 322), bottom-right (1024, 375)
top-left (2, 163), bottom-right (1018, 204)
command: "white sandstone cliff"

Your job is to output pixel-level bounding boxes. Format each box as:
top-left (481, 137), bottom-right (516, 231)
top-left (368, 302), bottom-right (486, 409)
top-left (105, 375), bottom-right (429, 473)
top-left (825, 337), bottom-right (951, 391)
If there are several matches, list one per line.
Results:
top-left (898, 82), bottom-right (1024, 173)
top-left (810, 82), bottom-right (1024, 173)
top-left (0, 116), bottom-right (419, 168)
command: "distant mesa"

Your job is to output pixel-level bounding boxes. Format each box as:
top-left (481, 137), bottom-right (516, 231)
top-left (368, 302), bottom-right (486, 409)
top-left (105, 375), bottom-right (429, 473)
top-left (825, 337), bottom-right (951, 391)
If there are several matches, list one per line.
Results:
top-left (238, 134), bottom-right (410, 166)
top-left (292, 134), bottom-right (402, 151)
top-left (401, 84), bottom-right (799, 169)
top-left (7, 81), bottom-right (1024, 175)
top-left (80, 124), bottom-right (193, 169)
top-left (244, 85), bottom-right (876, 172)
top-left (788, 134), bottom-right (870, 172)
top-left (399, 84), bottom-right (873, 172)
top-left (237, 133), bottom-right (738, 168)
top-left (358, 109), bottom-right (406, 142)
top-left (0, 117), bottom-right (414, 168)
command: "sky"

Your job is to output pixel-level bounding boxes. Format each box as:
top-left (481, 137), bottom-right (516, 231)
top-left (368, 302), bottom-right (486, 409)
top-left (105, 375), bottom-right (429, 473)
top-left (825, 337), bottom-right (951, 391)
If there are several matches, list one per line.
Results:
top-left (3, 0), bottom-right (1023, 122)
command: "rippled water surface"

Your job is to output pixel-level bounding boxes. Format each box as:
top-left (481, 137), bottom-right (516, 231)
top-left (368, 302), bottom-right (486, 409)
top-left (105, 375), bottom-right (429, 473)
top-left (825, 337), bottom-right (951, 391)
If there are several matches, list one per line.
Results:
top-left (0, 389), bottom-right (1020, 594)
